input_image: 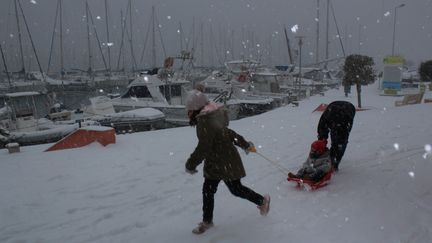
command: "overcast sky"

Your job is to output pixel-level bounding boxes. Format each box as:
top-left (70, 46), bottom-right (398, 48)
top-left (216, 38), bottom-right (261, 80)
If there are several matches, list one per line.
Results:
top-left (0, 0), bottom-right (431, 72)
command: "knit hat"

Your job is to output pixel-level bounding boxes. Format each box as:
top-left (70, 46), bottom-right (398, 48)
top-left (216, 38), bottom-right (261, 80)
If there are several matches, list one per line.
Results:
top-left (186, 89), bottom-right (209, 111)
top-left (311, 140), bottom-right (327, 154)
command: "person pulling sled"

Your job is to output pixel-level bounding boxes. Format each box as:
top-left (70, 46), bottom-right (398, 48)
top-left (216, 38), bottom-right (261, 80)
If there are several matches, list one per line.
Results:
top-left (317, 101), bottom-right (356, 171)
top-left (184, 88), bottom-right (270, 234)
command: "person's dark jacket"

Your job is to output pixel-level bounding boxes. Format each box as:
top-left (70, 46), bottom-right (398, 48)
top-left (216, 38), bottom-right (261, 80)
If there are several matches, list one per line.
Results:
top-left (317, 101), bottom-right (356, 143)
top-left (186, 107), bottom-right (250, 180)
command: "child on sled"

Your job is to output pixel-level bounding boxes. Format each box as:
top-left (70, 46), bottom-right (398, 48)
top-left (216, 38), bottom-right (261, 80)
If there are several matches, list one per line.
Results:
top-left (288, 140), bottom-right (332, 182)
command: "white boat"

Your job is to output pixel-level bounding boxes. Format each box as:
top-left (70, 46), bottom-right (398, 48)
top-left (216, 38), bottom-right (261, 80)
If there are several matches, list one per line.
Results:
top-left (111, 74), bottom-right (240, 126)
top-left (201, 73), bottom-right (275, 118)
top-left (223, 60), bottom-right (295, 106)
top-left (0, 91), bottom-right (98, 147)
top-left (80, 96), bottom-right (165, 133)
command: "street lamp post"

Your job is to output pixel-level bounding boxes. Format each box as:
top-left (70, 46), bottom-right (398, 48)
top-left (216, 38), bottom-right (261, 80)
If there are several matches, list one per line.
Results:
top-left (295, 36), bottom-right (305, 93)
top-left (391, 3), bottom-right (406, 56)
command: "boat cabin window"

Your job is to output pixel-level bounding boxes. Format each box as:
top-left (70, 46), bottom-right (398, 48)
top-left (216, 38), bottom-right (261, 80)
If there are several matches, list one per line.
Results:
top-left (204, 87), bottom-right (223, 94)
top-left (122, 86), bottom-right (152, 98)
top-left (159, 84), bottom-right (182, 101)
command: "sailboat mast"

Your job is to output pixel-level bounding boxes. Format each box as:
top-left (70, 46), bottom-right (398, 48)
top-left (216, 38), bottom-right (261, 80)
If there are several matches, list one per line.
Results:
top-left (325, 0), bottom-right (330, 64)
top-left (17, 0), bottom-right (44, 77)
top-left (128, 0), bottom-right (137, 72)
top-left (59, 0), bottom-right (64, 78)
top-left (14, 0), bottom-right (25, 73)
top-left (316, 0), bottom-right (320, 64)
top-left (283, 26), bottom-right (293, 65)
top-left (0, 43), bottom-right (12, 88)
top-left (85, 1), bottom-right (92, 74)
top-left (47, 0), bottom-right (60, 75)
top-left (105, 0), bottom-right (111, 72)
top-left (179, 21), bottom-right (183, 53)
top-left (200, 22), bottom-right (204, 66)
top-left (151, 6), bottom-right (156, 68)
top-left (87, 3), bottom-right (108, 71)
top-left (116, 10), bottom-right (125, 71)
top-left (330, 0), bottom-right (345, 57)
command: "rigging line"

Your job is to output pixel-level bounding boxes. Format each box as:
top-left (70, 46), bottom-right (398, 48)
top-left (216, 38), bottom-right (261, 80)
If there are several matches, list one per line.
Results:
top-left (255, 151), bottom-right (290, 175)
top-left (116, 10), bottom-right (126, 71)
top-left (47, 0), bottom-right (60, 75)
top-left (17, 0), bottom-right (44, 77)
top-left (154, 10), bottom-right (167, 59)
top-left (87, 4), bottom-right (108, 71)
top-left (330, 0), bottom-right (346, 57)
top-left (128, 0), bottom-right (138, 71)
top-left (138, 12), bottom-right (152, 68)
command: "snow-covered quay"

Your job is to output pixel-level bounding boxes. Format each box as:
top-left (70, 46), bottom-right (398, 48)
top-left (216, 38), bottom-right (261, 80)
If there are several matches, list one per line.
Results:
top-left (1, 83), bottom-right (431, 243)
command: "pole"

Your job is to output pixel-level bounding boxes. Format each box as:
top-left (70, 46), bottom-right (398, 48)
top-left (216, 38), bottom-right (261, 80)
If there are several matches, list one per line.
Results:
top-left (151, 6), bottom-right (156, 68)
top-left (316, 0), bottom-right (320, 64)
top-left (116, 10), bottom-right (125, 71)
top-left (283, 26), bottom-right (293, 65)
top-left (392, 3), bottom-right (406, 56)
top-left (17, 0), bottom-right (44, 77)
top-left (59, 0), bottom-right (64, 79)
top-left (358, 22), bottom-right (361, 53)
top-left (325, 0), bottom-right (329, 63)
top-left (85, 1), bottom-right (92, 74)
top-left (104, 0), bottom-right (111, 72)
top-left (128, 0), bottom-right (137, 72)
top-left (47, 0), bottom-right (60, 75)
top-left (14, 0), bottom-right (25, 74)
top-left (296, 36), bottom-right (305, 93)
top-left (330, 0), bottom-right (345, 57)
top-left (0, 43), bottom-right (12, 88)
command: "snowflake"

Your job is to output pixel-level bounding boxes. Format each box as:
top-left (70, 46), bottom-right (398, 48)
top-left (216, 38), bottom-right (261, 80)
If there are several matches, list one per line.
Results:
top-left (291, 24), bottom-right (299, 33)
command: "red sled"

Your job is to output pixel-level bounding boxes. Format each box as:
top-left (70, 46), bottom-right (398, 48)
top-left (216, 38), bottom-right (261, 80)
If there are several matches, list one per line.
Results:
top-left (287, 170), bottom-right (333, 190)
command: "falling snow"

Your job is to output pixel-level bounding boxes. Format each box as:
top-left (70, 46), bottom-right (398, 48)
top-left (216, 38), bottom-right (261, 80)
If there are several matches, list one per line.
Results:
top-left (291, 24), bottom-right (299, 33)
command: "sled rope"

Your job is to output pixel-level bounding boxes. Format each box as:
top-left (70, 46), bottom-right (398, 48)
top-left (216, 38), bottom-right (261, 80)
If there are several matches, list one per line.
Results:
top-left (255, 151), bottom-right (290, 175)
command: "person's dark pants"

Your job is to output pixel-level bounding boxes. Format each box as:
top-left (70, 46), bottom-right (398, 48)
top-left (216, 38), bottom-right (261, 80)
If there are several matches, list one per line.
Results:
top-left (330, 127), bottom-right (350, 168)
top-left (330, 142), bottom-right (348, 167)
top-left (202, 178), bottom-right (264, 223)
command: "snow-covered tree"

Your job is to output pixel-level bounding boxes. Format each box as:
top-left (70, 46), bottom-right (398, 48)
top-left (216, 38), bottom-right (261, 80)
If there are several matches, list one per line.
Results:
top-left (418, 60), bottom-right (432, 82)
top-left (343, 54), bottom-right (376, 108)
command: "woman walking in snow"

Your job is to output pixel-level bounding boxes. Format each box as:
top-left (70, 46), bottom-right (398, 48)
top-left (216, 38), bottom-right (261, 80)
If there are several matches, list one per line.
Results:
top-left (184, 88), bottom-right (270, 234)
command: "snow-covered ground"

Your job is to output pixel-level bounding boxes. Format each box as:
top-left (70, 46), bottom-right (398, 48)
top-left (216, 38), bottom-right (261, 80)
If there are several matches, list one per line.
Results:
top-left (1, 82), bottom-right (431, 243)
